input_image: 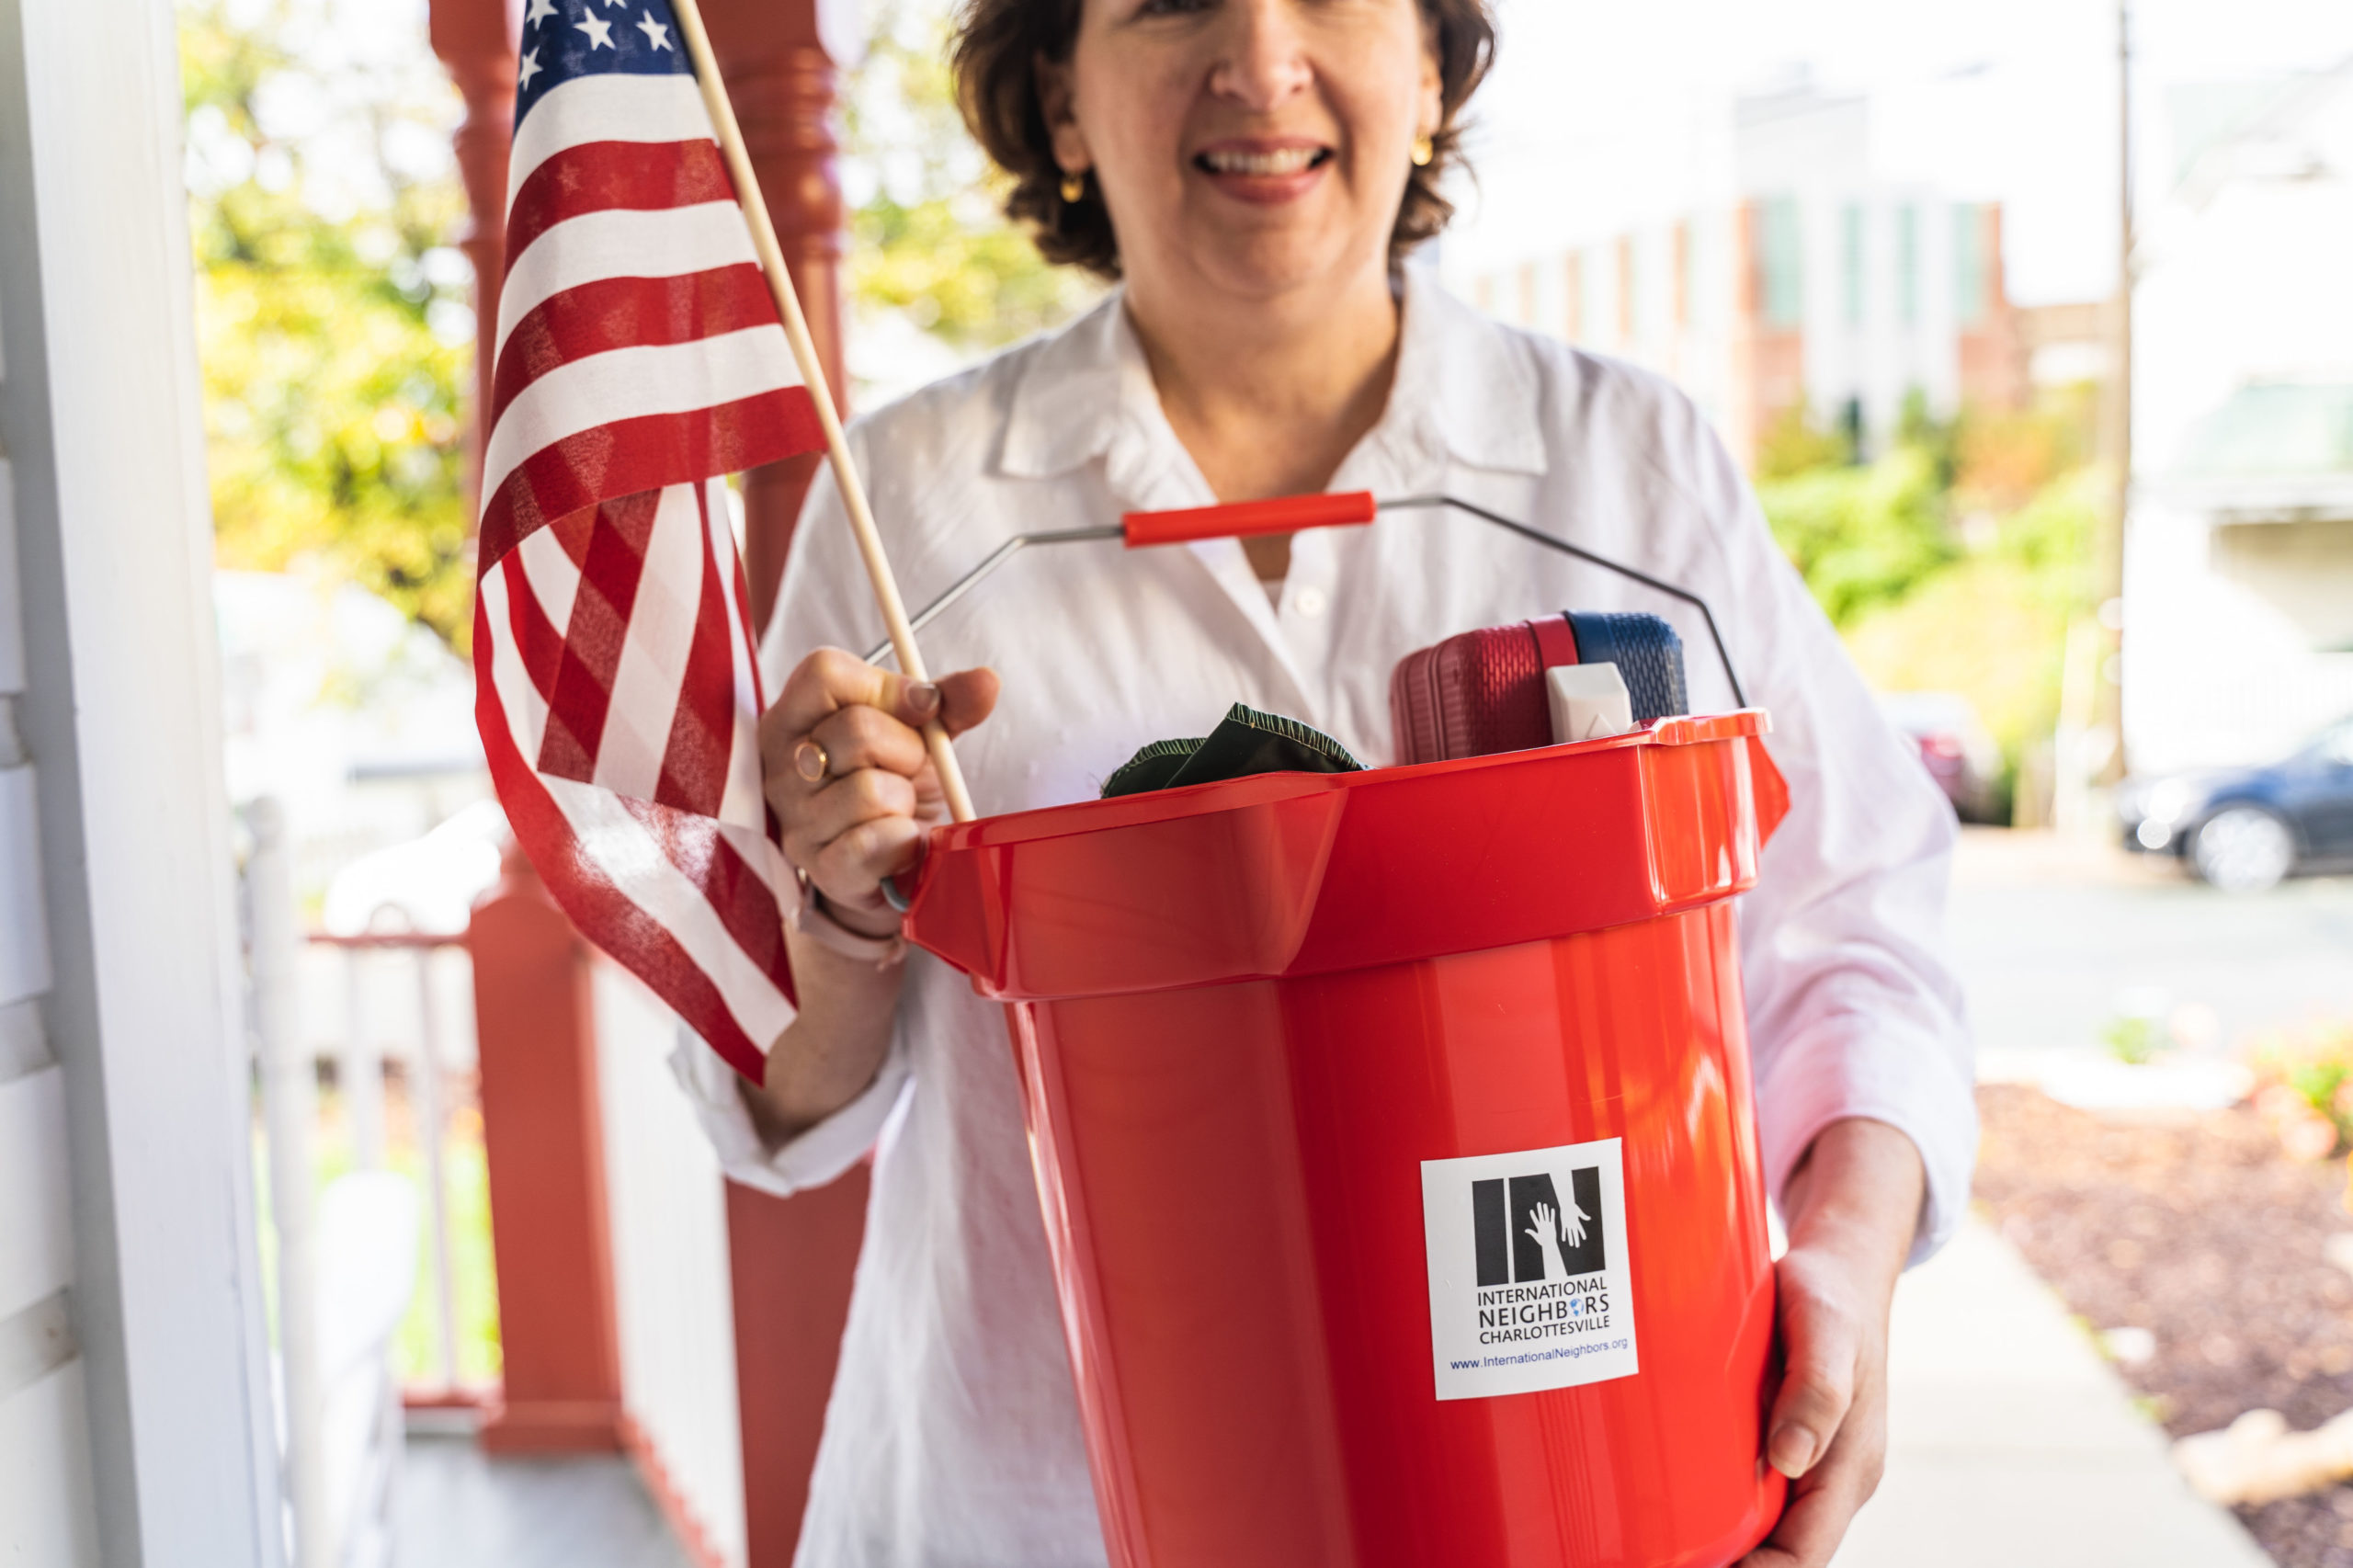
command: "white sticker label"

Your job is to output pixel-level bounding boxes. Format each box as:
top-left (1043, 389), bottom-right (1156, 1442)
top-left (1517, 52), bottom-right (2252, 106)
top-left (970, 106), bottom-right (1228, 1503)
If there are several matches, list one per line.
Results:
top-left (1419, 1136), bottom-right (1638, 1401)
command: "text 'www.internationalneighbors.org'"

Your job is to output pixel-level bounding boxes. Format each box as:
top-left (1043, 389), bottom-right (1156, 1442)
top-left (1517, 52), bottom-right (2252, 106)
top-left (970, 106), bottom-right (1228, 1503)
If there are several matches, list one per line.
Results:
top-left (1451, 1337), bottom-right (1630, 1371)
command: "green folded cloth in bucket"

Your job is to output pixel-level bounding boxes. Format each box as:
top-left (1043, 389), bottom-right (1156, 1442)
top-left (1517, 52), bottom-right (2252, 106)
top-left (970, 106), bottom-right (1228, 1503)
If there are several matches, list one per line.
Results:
top-left (1102, 704), bottom-right (1363, 799)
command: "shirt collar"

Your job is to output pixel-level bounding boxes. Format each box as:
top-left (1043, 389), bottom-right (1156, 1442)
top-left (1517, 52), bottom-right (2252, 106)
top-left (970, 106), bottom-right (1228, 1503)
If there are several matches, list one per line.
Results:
top-left (996, 265), bottom-right (1548, 498)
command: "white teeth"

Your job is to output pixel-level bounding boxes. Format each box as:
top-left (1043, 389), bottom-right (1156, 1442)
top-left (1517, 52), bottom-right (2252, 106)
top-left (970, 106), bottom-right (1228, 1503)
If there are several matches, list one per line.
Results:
top-left (1201, 147), bottom-right (1322, 176)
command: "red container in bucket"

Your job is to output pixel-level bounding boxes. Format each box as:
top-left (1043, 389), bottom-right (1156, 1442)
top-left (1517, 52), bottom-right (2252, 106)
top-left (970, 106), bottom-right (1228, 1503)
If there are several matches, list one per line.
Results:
top-left (899, 710), bottom-right (1793, 1568)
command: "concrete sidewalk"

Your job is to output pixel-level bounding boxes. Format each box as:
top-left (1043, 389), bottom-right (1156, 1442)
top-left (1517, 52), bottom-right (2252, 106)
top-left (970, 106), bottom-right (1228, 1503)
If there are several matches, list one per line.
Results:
top-left (1834, 1217), bottom-right (2270, 1567)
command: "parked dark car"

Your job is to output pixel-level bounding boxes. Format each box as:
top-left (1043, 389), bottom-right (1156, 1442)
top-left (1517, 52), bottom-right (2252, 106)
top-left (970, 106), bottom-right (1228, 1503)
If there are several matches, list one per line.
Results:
top-left (2116, 714), bottom-right (2353, 892)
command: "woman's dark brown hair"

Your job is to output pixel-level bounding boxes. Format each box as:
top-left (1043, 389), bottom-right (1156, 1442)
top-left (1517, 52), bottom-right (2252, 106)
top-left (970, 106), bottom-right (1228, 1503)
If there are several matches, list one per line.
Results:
top-left (951, 0), bottom-right (1497, 279)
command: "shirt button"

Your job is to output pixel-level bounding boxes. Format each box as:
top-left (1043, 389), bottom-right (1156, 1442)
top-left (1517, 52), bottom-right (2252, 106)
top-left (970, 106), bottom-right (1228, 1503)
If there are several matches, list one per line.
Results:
top-left (1293, 586), bottom-right (1329, 618)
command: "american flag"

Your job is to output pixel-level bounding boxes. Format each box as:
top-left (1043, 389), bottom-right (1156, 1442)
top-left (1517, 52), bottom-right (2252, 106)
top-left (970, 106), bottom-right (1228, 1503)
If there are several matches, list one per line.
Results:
top-left (472, 0), bottom-right (821, 1078)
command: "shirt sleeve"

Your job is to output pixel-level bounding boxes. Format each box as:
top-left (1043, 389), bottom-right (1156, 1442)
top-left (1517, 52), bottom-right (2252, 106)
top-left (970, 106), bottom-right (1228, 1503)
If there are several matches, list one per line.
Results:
top-left (667, 1021), bottom-right (910, 1199)
top-left (665, 448), bottom-right (904, 1197)
top-left (1662, 401), bottom-right (1978, 1267)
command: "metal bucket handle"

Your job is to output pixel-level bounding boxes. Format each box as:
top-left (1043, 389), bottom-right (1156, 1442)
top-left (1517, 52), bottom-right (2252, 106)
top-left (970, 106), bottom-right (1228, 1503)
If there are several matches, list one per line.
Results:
top-left (868, 491), bottom-right (1760, 914)
top-left (861, 490), bottom-right (1747, 709)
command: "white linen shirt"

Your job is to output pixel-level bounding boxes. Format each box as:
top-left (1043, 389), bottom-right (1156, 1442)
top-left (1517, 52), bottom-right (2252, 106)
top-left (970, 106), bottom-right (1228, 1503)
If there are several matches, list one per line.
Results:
top-left (674, 267), bottom-right (1975, 1568)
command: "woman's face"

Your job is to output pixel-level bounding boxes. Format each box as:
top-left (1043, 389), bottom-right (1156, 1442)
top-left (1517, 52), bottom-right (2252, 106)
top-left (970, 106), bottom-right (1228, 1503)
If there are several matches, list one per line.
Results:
top-left (1046, 0), bottom-right (1443, 307)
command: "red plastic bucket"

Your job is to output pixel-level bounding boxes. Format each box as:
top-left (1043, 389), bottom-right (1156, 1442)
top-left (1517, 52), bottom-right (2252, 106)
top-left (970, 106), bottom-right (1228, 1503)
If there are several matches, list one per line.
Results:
top-left (902, 710), bottom-right (1792, 1568)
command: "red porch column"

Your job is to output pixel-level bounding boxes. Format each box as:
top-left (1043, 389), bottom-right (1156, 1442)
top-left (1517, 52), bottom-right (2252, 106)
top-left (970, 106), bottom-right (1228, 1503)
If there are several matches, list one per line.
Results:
top-left (426, 0), bottom-right (517, 500)
top-left (722, 1168), bottom-right (870, 1563)
top-left (468, 845), bottom-right (627, 1451)
top-left (432, 0), bottom-right (630, 1455)
top-left (702, 0), bottom-right (849, 632)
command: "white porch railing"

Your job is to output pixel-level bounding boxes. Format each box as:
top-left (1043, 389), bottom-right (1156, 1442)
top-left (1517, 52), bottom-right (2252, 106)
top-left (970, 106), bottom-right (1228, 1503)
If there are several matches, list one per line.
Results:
top-left (251, 801), bottom-right (438, 1568)
top-left (245, 797), bottom-right (748, 1568)
top-left (302, 929), bottom-right (478, 1405)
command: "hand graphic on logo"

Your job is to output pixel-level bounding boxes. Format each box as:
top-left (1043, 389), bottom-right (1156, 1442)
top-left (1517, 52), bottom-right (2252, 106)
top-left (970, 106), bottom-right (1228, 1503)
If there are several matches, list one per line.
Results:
top-left (1560, 1190), bottom-right (1591, 1252)
top-left (1525, 1202), bottom-right (1571, 1280)
top-left (1525, 1193), bottom-right (1596, 1279)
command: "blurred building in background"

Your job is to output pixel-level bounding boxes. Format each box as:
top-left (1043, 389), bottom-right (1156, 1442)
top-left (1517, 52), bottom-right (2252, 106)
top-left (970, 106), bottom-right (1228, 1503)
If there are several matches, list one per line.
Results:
top-left (1462, 83), bottom-right (2033, 466)
top-left (2125, 62), bottom-right (2353, 773)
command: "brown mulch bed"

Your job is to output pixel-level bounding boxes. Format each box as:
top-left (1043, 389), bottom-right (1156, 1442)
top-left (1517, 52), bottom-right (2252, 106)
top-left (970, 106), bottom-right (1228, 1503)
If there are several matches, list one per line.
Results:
top-left (1974, 1084), bottom-right (2353, 1566)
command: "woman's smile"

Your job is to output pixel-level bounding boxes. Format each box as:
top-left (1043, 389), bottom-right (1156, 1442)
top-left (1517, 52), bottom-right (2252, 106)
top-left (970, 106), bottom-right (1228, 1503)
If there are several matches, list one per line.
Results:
top-left (1190, 137), bottom-right (1336, 204)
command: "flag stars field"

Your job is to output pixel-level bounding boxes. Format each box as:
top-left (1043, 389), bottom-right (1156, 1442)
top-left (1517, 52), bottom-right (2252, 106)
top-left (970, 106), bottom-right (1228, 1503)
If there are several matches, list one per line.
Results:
top-left (574, 13), bottom-right (614, 49)
top-left (524, 0), bottom-right (556, 26)
top-left (636, 13), bottom-right (671, 51)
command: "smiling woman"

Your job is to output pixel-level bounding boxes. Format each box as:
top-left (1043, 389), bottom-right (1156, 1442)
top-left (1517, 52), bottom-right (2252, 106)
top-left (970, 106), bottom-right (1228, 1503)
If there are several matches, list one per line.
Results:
top-left (670, 1), bottom-right (1976, 1564)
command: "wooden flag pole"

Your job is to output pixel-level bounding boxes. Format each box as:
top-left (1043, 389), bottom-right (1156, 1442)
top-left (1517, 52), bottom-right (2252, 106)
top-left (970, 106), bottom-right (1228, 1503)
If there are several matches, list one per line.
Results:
top-left (670, 0), bottom-right (977, 824)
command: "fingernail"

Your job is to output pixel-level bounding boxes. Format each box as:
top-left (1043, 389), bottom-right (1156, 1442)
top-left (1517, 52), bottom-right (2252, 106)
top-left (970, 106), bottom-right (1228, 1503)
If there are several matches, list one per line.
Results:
top-left (1768, 1423), bottom-right (1817, 1478)
top-left (904, 681), bottom-right (940, 719)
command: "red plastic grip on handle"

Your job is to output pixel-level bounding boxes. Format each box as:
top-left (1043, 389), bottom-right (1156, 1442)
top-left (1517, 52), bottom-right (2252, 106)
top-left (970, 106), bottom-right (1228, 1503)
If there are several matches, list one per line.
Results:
top-left (1120, 491), bottom-right (1379, 548)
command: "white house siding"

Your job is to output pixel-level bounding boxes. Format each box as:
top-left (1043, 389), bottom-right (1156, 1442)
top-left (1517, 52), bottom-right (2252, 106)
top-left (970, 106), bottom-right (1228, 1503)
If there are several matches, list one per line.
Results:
top-left (0, 265), bottom-right (101, 1563)
top-left (0, 0), bottom-right (282, 1562)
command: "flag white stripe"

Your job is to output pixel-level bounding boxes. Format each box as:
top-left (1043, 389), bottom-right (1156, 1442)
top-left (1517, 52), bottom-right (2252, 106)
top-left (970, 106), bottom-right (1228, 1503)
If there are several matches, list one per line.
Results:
top-left (592, 483), bottom-right (706, 803)
top-left (482, 559), bottom-right (552, 784)
top-left (482, 324), bottom-right (797, 519)
top-left (494, 200), bottom-right (760, 359)
top-left (539, 774), bottom-right (796, 1042)
top-left (507, 72), bottom-right (715, 217)
top-left (485, 561), bottom-right (793, 1051)
top-left (710, 480), bottom-right (769, 832)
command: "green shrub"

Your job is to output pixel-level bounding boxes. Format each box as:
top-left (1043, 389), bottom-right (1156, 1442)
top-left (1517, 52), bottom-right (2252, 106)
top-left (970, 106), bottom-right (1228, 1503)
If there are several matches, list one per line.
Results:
top-left (2102, 1014), bottom-right (2164, 1066)
top-left (1758, 445), bottom-right (1956, 629)
top-left (2250, 1021), bottom-right (2353, 1159)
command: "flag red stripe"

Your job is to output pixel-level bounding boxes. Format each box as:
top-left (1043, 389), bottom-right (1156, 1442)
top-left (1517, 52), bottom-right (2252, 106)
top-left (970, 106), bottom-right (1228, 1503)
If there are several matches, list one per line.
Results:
top-left (615, 796), bottom-right (796, 996)
top-left (653, 485), bottom-right (740, 817)
top-left (502, 138), bottom-right (735, 279)
top-left (475, 598), bottom-right (782, 1081)
top-left (507, 548), bottom-right (572, 705)
top-left (489, 265), bottom-right (778, 432)
top-left (538, 493), bottom-right (660, 786)
top-left (480, 385), bottom-right (823, 571)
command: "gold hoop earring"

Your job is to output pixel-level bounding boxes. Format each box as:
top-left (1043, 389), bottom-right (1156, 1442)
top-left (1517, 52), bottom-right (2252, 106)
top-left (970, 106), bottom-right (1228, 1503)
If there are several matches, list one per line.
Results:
top-left (1411, 134), bottom-right (1436, 168)
top-left (1060, 170), bottom-right (1086, 203)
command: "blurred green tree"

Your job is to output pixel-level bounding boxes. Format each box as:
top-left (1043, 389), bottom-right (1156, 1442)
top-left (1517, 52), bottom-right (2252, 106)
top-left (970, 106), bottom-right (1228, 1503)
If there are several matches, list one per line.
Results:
top-left (1841, 469), bottom-right (2098, 776)
top-left (1767, 386), bottom-right (2101, 816)
top-left (1753, 397), bottom-right (1855, 482)
top-left (1756, 436), bottom-right (1957, 630)
top-left (842, 1), bottom-right (1099, 360)
top-left (183, 0), bottom-right (475, 649)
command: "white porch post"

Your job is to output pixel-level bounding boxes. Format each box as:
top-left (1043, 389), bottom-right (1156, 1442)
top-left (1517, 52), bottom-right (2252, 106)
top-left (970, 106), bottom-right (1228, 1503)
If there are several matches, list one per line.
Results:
top-left (0, 0), bottom-right (283, 1563)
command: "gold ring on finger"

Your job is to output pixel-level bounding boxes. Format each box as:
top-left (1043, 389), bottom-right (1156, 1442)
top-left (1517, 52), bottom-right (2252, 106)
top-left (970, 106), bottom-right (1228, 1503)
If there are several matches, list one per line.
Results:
top-left (793, 738), bottom-right (831, 783)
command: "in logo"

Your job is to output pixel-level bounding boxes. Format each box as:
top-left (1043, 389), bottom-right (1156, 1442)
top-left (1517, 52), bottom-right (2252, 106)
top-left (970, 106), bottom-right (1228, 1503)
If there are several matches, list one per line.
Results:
top-left (1471, 1168), bottom-right (1606, 1286)
top-left (1422, 1137), bottom-right (1636, 1400)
